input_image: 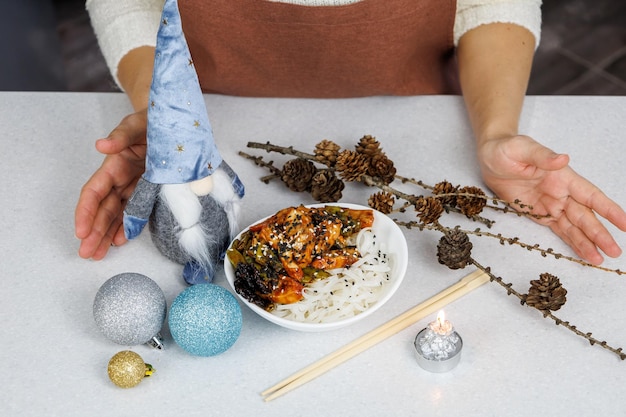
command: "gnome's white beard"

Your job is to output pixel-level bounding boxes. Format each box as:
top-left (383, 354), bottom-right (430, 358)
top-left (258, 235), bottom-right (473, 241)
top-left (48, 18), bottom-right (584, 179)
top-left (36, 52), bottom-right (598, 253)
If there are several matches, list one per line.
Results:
top-left (208, 168), bottom-right (241, 240)
top-left (160, 183), bottom-right (214, 271)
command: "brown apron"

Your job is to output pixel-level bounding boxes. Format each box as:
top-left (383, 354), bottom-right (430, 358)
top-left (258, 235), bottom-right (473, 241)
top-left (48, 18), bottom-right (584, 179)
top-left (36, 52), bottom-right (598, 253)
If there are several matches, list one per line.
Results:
top-left (179, 0), bottom-right (457, 97)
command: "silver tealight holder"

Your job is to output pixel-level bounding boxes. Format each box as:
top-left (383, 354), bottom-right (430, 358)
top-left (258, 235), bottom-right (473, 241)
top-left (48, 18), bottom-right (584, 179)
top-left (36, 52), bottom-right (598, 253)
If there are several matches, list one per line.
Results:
top-left (413, 310), bottom-right (463, 372)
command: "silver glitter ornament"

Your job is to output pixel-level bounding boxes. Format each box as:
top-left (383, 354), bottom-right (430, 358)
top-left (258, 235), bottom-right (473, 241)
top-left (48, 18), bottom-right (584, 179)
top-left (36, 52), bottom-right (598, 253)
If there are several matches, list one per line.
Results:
top-left (93, 273), bottom-right (167, 347)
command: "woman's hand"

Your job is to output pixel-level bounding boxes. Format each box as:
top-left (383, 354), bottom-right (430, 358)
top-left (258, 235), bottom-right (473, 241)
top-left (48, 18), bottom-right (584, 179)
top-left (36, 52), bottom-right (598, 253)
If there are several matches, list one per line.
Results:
top-left (75, 109), bottom-right (148, 260)
top-left (477, 134), bottom-right (626, 264)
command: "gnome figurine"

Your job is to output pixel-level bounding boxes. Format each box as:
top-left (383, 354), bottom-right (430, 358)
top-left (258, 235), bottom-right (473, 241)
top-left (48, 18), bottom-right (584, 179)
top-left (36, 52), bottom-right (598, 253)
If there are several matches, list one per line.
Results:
top-left (123, 0), bottom-right (244, 285)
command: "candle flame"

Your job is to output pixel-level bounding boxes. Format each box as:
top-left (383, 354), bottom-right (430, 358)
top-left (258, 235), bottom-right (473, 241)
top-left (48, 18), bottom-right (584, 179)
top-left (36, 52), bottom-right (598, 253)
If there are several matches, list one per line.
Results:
top-left (437, 310), bottom-right (445, 326)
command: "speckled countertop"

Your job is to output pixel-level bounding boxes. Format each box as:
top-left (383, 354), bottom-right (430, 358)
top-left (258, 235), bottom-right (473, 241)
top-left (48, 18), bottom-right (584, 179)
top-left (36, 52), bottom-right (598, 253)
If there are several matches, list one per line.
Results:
top-left (1, 92), bottom-right (625, 416)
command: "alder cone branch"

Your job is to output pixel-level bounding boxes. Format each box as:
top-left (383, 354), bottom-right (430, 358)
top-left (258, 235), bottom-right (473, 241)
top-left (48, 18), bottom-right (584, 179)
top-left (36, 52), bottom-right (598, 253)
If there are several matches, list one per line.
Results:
top-left (310, 169), bottom-right (345, 202)
top-left (335, 150), bottom-right (370, 182)
top-left (368, 153), bottom-right (397, 185)
top-left (314, 139), bottom-right (341, 167)
top-left (457, 186), bottom-right (487, 216)
top-left (433, 180), bottom-right (459, 207)
top-left (437, 229), bottom-right (473, 270)
top-left (281, 158), bottom-right (317, 192)
top-left (415, 196), bottom-right (444, 225)
top-left (355, 134), bottom-right (383, 158)
top-left (368, 191), bottom-right (395, 214)
top-left (526, 272), bottom-right (568, 311)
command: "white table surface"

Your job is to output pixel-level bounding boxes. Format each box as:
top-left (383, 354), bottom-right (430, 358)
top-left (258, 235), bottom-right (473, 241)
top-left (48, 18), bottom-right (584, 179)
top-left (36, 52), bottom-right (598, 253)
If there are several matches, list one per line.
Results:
top-left (1, 92), bottom-right (625, 417)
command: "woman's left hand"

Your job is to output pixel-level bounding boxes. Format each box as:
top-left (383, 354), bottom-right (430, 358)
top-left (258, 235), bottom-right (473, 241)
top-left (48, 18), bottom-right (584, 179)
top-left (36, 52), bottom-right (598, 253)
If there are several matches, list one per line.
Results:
top-left (477, 134), bottom-right (626, 264)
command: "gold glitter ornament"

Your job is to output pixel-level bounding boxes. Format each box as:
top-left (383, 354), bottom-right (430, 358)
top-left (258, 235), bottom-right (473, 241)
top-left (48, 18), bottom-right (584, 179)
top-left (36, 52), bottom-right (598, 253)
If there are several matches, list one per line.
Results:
top-left (107, 351), bottom-right (155, 388)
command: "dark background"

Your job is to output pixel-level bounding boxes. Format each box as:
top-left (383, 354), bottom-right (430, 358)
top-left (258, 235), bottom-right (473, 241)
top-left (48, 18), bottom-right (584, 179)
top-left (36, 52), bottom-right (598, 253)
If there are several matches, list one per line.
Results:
top-left (2, 0), bottom-right (625, 94)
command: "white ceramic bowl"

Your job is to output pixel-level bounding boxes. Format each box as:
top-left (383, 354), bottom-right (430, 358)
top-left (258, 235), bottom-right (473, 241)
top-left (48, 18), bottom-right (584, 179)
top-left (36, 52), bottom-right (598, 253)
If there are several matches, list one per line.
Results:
top-left (224, 203), bottom-right (408, 332)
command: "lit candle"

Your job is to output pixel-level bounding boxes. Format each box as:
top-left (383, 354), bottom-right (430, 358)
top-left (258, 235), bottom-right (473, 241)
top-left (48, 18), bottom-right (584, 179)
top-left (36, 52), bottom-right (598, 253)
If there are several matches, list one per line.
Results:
top-left (414, 310), bottom-right (463, 372)
top-left (429, 310), bottom-right (453, 336)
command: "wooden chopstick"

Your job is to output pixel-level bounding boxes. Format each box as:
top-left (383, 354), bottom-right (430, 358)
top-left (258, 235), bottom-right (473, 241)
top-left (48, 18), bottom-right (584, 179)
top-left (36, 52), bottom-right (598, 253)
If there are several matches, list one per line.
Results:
top-left (262, 268), bottom-right (489, 401)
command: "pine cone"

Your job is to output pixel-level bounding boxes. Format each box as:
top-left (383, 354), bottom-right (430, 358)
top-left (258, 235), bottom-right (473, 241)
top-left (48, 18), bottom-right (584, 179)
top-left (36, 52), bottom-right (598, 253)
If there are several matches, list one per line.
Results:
top-left (456, 186), bottom-right (487, 216)
top-left (433, 180), bottom-right (458, 207)
top-left (368, 153), bottom-right (396, 185)
top-left (355, 135), bottom-right (382, 158)
top-left (314, 139), bottom-right (341, 167)
top-left (437, 229), bottom-right (473, 270)
top-left (368, 191), bottom-right (395, 214)
top-left (525, 272), bottom-right (568, 311)
top-left (335, 150), bottom-right (369, 182)
top-left (414, 196), bottom-right (444, 225)
top-left (281, 158), bottom-right (317, 192)
top-left (310, 169), bottom-right (345, 202)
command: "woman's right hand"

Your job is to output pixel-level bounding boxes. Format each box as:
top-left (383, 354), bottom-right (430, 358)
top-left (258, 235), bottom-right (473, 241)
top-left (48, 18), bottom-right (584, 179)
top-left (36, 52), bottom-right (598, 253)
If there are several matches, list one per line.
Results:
top-left (75, 109), bottom-right (148, 260)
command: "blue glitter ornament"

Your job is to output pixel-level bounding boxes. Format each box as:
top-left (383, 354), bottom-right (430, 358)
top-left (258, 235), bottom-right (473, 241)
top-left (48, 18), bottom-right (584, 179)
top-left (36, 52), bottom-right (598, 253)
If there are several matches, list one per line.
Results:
top-left (93, 273), bottom-right (167, 347)
top-left (168, 284), bottom-right (242, 356)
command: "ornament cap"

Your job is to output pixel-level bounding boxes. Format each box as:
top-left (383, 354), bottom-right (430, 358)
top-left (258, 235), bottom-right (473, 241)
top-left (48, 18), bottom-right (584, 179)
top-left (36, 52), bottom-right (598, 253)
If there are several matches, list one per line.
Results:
top-left (144, 363), bottom-right (155, 378)
top-left (146, 333), bottom-right (165, 350)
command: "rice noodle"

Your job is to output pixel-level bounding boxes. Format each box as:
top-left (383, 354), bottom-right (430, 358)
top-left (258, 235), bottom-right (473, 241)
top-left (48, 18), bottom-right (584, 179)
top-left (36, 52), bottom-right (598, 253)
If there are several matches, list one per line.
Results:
top-left (271, 228), bottom-right (392, 323)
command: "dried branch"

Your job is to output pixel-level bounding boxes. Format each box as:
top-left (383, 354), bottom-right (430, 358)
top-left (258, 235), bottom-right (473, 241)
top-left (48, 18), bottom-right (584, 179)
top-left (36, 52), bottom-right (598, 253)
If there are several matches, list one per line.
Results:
top-left (468, 227), bottom-right (625, 275)
top-left (470, 258), bottom-right (626, 361)
top-left (239, 151), bottom-right (283, 177)
top-left (247, 141), bottom-right (317, 161)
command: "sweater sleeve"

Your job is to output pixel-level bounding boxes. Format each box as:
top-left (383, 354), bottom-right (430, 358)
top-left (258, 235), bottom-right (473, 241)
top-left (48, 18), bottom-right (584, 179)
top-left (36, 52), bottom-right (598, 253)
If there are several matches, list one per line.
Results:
top-left (455, 0), bottom-right (542, 47)
top-left (86, 0), bottom-right (164, 88)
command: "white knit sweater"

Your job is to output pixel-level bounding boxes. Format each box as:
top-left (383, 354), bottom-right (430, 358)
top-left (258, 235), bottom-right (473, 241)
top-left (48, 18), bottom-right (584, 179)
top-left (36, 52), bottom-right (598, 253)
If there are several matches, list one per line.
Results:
top-left (86, 0), bottom-right (542, 87)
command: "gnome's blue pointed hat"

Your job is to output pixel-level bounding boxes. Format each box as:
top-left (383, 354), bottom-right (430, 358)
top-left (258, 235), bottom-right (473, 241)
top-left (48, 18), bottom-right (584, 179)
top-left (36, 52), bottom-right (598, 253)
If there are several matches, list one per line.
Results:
top-left (143, 0), bottom-right (222, 184)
